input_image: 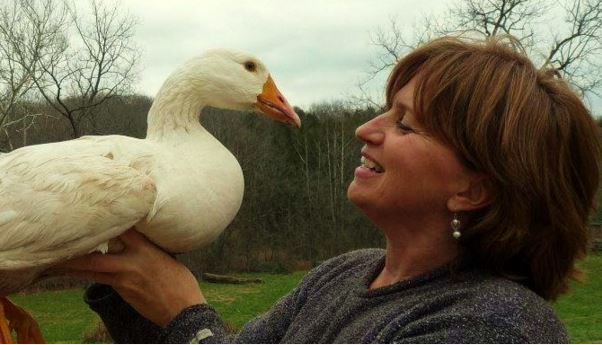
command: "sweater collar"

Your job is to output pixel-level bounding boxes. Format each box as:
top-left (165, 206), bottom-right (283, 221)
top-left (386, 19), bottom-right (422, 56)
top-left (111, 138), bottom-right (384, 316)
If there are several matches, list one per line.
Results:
top-left (355, 251), bottom-right (473, 298)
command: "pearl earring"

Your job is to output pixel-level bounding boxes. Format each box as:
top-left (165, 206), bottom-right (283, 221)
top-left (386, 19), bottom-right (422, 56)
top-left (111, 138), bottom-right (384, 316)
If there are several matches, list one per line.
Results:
top-left (451, 213), bottom-right (461, 239)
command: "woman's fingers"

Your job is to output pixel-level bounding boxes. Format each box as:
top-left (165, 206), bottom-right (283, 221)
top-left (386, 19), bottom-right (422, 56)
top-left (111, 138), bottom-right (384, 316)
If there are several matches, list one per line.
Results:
top-left (118, 228), bottom-right (147, 247)
top-left (57, 229), bottom-right (152, 270)
top-left (119, 228), bottom-right (164, 256)
top-left (55, 229), bottom-right (165, 276)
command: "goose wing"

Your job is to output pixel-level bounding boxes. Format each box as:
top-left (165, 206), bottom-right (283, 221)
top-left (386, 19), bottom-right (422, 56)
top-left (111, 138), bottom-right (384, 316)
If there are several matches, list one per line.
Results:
top-left (0, 138), bottom-right (157, 269)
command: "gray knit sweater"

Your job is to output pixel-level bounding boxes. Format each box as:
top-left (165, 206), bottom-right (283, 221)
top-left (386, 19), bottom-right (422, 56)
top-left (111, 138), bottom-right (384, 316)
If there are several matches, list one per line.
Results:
top-left (85, 248), bottom-right (569, 343)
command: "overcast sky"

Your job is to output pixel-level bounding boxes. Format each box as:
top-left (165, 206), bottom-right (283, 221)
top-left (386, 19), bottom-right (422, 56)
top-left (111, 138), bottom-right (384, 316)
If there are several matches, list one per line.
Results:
top-left (115, 0), bottom-right (453, 109)
top-left (112, 0), bottom-right (601, 114)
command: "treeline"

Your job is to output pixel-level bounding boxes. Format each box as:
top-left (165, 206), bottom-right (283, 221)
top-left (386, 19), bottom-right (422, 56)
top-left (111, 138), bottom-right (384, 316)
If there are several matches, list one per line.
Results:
top-left (0, 95), bottom-right (150, 151)
top-left (6, 95), bottom-right (602, 274)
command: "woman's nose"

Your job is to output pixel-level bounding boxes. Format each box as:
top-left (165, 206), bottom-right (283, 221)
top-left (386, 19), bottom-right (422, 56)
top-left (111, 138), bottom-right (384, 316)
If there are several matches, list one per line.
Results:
top-left (355, 114), bottom-right (386, 145)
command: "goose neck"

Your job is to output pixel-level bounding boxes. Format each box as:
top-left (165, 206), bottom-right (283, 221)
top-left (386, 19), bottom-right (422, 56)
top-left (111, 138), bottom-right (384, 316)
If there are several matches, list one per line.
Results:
top-left (146, 89), bottom-right (208, 140)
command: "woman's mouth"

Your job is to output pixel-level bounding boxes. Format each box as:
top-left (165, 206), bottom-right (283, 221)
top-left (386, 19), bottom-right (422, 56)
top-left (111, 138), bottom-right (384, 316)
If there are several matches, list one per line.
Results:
top-left (360, 156), bottom-right (384, 173)
top-left (355, 155), bottom-right (384, 179)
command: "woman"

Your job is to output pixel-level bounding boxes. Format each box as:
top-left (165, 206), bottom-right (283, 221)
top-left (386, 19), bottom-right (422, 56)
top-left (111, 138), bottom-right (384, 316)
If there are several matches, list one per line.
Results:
top-left (61, 36), bottom-right (601, 343)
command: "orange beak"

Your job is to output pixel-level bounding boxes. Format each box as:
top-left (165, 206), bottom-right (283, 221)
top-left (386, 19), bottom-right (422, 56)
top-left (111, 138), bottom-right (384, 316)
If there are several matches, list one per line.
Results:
top-left (256, 75), bottom-right (301, 128)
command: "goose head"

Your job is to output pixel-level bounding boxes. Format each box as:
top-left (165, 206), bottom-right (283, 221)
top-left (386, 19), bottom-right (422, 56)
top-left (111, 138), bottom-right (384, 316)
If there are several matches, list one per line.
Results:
top-left (155, 49), bottom-right (300, 128)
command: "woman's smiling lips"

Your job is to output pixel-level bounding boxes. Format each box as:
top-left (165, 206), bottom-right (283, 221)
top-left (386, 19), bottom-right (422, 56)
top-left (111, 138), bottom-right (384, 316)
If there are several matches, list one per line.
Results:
top-left (355, 151), bottom-right (385, 179)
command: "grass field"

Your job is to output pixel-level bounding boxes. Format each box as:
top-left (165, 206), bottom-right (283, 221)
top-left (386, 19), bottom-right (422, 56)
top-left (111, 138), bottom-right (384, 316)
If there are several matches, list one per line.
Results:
top-left (8, 255), bottom-right (601, 343)
top-left (554, 254), bottom-right (602, 343)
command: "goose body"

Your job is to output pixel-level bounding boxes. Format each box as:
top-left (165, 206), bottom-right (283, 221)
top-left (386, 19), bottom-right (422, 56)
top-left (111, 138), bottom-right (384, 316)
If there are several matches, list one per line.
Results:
top-left (0, 49), bottom-right (300, 295)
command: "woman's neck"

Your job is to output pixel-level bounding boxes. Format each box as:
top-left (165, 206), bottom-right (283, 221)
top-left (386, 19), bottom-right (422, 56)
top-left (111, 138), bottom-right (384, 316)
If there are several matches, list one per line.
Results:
top-left (369, 217), bottom-right (459, 289)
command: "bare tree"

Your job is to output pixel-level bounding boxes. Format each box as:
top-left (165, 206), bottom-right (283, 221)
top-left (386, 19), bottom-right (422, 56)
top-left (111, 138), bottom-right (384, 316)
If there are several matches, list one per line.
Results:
top-left (0, 0), bottom-right (66, 150)
top-left (451, 0), bottom-right (549, 44)
top-left (541, 0), bottom-right (602, 96)
top-left (0, 0), bottom-right (139, 140)
top-left (360, 0), bottom-right (602, 107)
top-left (352, 16), bottom-right (443, 108)
top-left (452, 0), bottom-right (602, 97)
top-left (32, 0), bottom-right (140, 137)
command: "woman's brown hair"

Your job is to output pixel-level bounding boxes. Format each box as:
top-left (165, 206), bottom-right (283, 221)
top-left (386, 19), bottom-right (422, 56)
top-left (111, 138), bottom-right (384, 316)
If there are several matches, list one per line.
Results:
top-left (386, 36), bottom-right (602, 301)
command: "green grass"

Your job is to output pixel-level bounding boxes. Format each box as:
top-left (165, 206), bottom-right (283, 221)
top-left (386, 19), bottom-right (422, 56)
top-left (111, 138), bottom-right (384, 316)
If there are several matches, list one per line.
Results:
top-left (6, 256), bottom-right (602, 343)
top-left (554, 254), bottom-right (602, 343)
top-left (201, 271), bottom-right (305, 330)
top-left (10, 289), bottom-right (99, 343)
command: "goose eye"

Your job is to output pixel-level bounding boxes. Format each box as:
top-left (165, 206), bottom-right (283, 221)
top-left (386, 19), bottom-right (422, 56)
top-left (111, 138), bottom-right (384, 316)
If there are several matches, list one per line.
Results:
top-left (244, 61), bottom-right (257, 72)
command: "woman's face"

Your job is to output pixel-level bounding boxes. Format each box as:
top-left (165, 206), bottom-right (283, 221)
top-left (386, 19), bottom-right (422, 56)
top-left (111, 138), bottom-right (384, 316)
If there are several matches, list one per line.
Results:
top-left (347, 77), bottom-right (471, 225)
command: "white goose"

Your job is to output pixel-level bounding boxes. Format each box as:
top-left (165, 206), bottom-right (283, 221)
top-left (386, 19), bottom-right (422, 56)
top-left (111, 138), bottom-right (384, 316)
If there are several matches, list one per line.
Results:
top-left (0, 49), bottom-right (300, 343)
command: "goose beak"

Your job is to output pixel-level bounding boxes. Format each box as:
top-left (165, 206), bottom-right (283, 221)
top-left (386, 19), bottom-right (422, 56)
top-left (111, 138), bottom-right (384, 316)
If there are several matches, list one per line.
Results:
top-left (256, 75), bottom-right (301, 128)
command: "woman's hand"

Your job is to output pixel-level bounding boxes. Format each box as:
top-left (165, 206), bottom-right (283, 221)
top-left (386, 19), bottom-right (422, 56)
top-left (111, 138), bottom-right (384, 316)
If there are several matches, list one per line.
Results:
top-left (55, 228), bottom-right (205, 327)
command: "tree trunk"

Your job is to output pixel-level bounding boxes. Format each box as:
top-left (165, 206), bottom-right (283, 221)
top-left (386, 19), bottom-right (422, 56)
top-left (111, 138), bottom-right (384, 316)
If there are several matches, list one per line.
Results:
top-left (200, 273), bottom-right (263, 284)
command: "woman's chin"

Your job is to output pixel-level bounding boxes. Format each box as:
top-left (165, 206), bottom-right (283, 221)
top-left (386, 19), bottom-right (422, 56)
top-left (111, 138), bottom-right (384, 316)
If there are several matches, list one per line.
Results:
top-left (347, 181), bottom-right (369, 208)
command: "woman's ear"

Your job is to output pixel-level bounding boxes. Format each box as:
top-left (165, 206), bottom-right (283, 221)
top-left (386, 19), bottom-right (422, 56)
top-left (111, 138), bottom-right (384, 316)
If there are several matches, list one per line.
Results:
top-left (447, 175), bottom-right (493, 212)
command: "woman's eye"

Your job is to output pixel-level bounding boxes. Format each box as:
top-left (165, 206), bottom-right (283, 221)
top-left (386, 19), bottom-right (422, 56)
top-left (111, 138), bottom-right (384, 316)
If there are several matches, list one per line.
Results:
top-left (395, 120), bottom-right (414, 134)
